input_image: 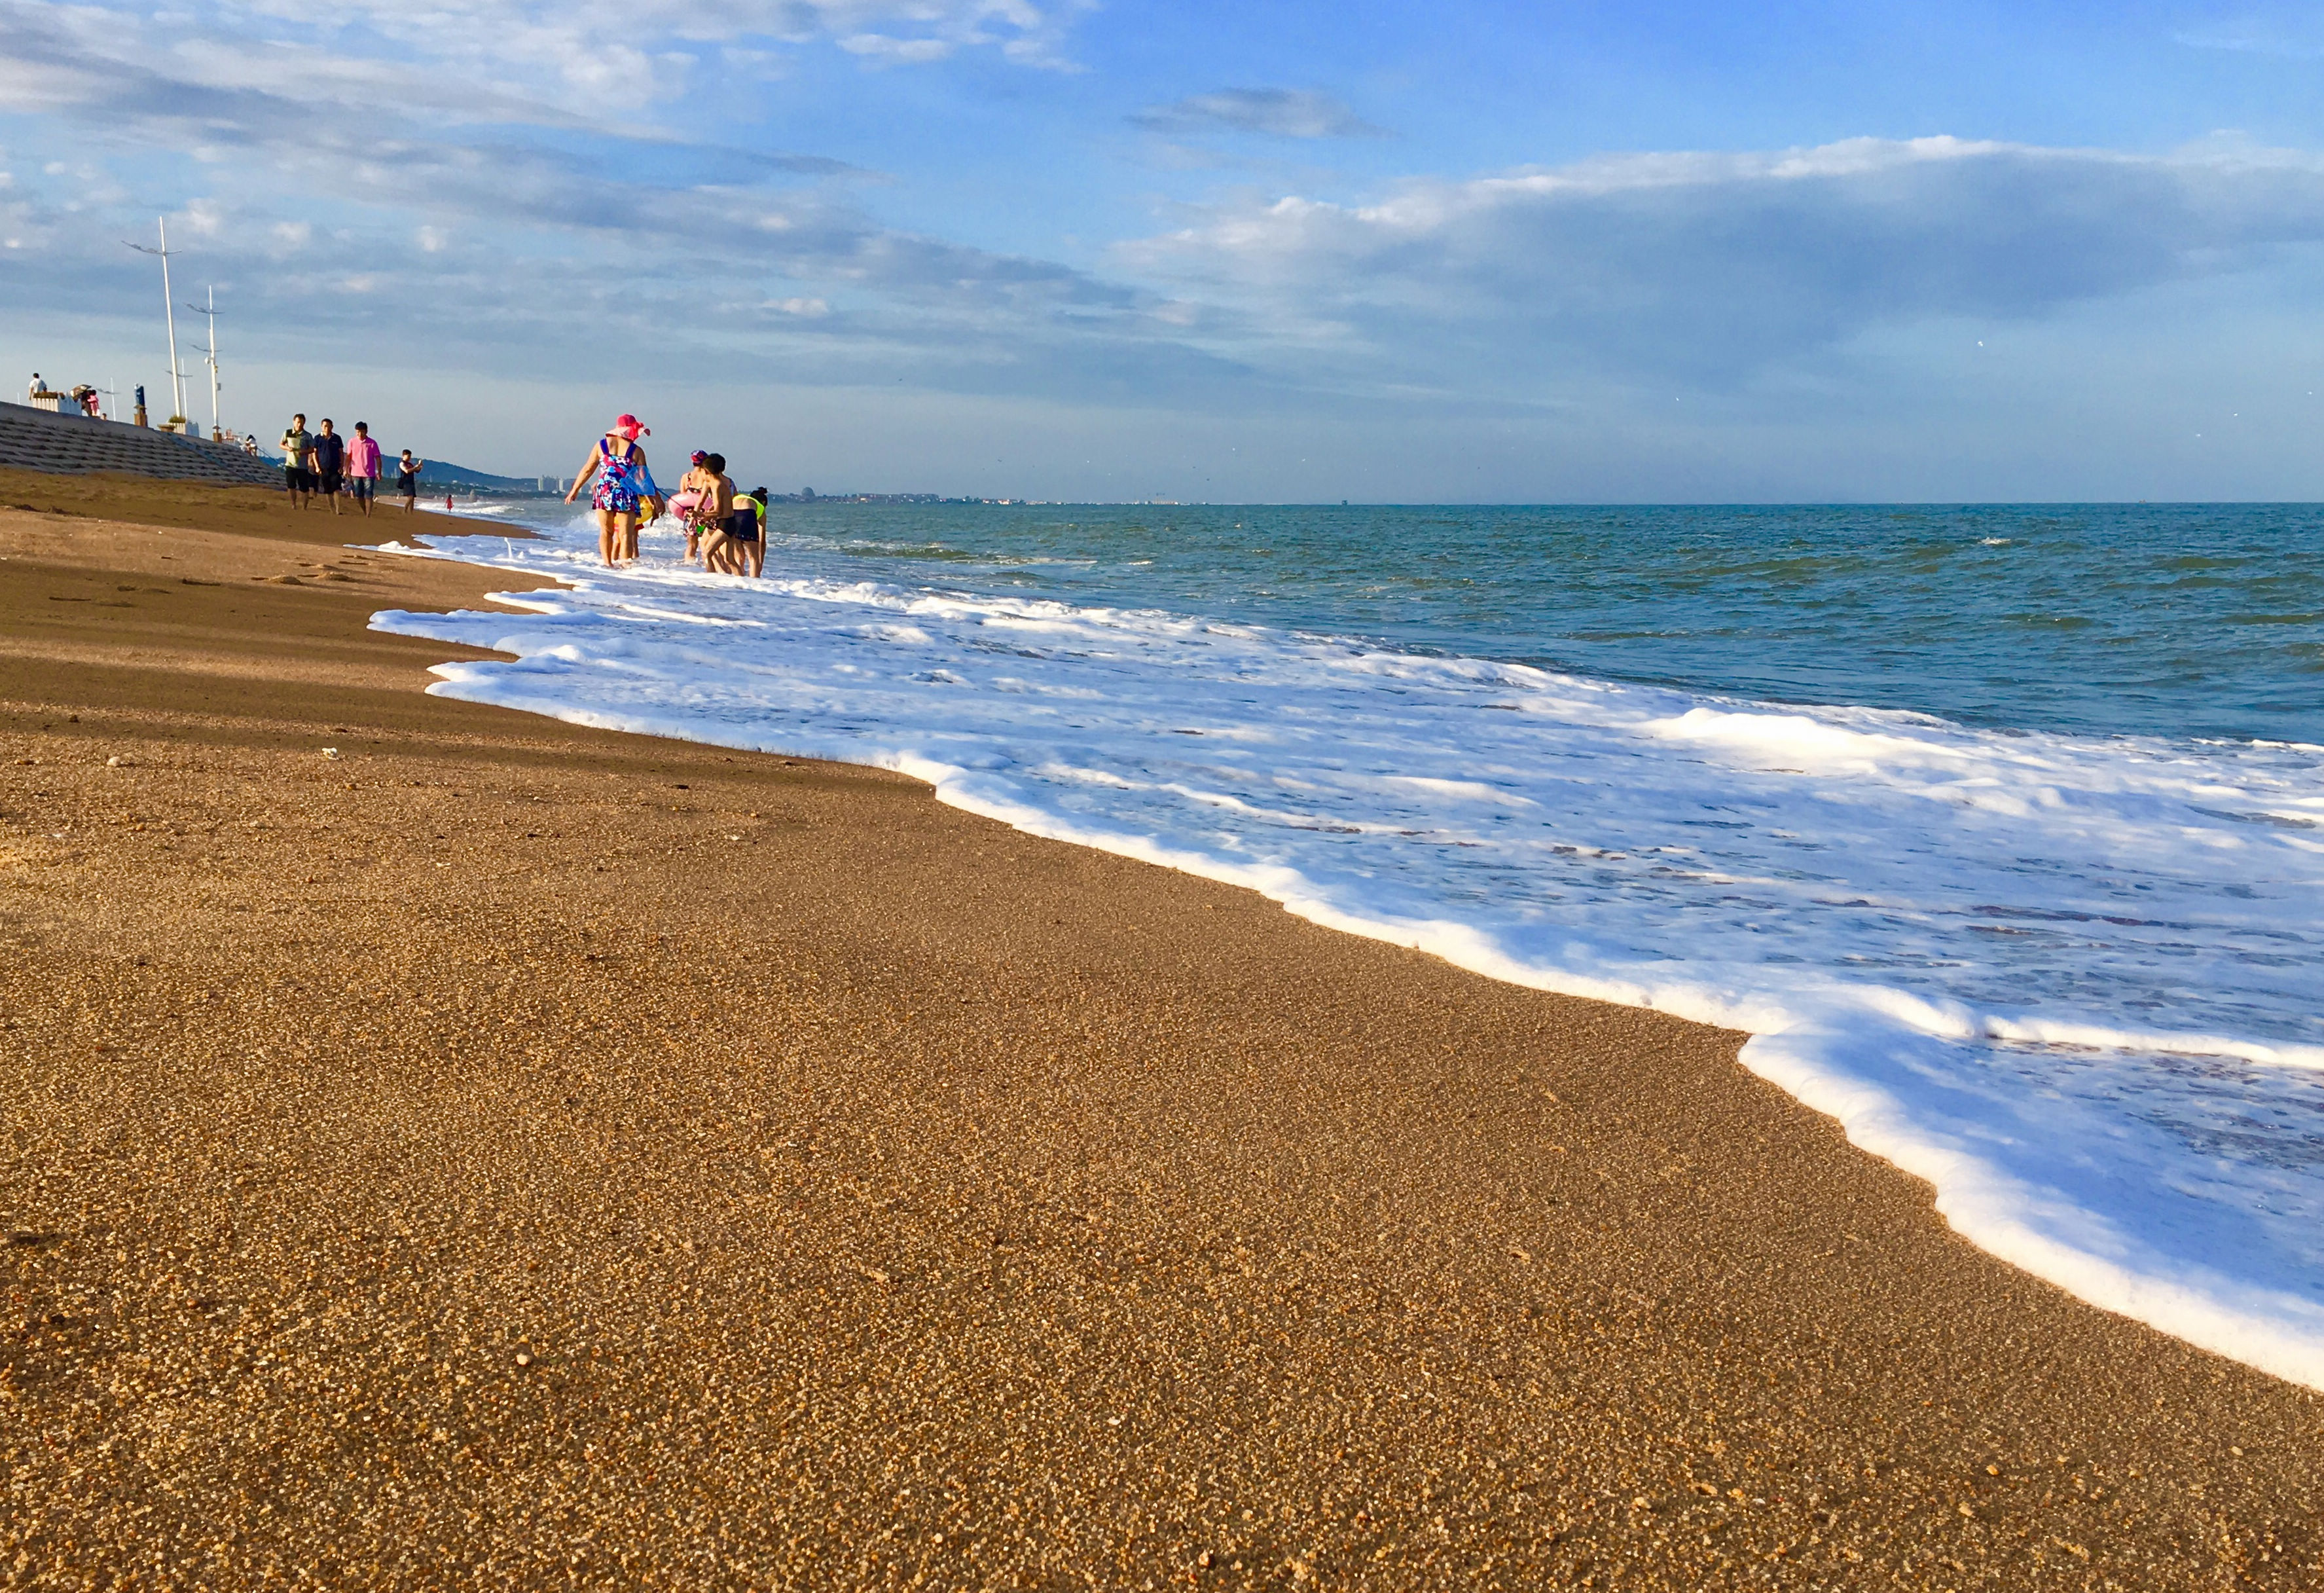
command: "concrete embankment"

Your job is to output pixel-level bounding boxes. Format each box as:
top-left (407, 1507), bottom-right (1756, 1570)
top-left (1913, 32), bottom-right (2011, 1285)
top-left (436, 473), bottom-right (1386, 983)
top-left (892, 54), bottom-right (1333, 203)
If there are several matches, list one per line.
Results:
top-left (0, 400), bottom-right (281, 488)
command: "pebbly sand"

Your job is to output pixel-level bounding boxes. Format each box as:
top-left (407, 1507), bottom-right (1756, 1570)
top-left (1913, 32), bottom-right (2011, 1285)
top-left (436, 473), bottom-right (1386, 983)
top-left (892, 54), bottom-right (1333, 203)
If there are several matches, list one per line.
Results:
top-left (1, 469), bottom-right (2319, 1590)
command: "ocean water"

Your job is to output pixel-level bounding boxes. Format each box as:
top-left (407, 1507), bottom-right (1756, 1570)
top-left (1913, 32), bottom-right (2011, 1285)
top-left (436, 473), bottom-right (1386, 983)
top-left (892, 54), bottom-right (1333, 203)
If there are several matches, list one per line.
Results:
top-left (375, 503), bottom-right (2324, 1389)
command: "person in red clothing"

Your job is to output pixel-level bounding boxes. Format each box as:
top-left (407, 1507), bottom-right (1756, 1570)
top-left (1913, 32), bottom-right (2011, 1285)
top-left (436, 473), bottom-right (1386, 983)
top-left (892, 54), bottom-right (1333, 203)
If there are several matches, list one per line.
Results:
top-left (345, 422), bottom-right (384, 518)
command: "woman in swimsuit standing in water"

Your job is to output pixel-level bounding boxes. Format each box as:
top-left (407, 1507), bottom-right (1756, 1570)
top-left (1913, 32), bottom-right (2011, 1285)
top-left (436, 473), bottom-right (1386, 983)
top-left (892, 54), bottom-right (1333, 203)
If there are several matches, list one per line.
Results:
top-left (564, 414), bottom-right (660, 566)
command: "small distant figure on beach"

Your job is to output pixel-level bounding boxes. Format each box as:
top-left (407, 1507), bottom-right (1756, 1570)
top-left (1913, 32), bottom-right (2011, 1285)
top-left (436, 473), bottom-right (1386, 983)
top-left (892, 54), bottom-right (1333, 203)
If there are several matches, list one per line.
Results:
top-left (346, 422), bottom-right (382, 518)
top-left (310, 419), bottom-right (347, 517)
top-left (731, 486), bottom-right (769, 577)
top-left (565, 414), bottom-right (658, 568)
top-left (242, 435), bottom-right (259, 457)
top-left (280, 413), bottom-right (316, 508)
top-left (397, 450), bottom-right (423, 513)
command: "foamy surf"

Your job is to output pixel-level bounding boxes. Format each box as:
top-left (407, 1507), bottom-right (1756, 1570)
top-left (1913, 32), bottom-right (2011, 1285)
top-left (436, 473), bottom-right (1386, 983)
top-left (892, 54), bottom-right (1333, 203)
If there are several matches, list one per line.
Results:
top-left (371, 515), bottom-right (2324, 1389)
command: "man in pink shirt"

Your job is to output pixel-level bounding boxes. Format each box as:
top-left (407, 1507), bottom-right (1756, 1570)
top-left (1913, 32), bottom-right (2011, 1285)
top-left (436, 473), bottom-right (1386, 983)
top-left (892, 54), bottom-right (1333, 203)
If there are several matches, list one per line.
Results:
top-left (345, 422), bottom-right (384, 518)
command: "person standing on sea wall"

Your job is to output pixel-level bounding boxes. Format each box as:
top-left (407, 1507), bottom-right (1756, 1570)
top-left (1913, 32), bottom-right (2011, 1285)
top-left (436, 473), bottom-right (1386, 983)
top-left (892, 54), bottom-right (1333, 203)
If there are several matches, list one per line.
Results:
top-left (564, 414), bottom-right (656, 568)
top-left (345, 422), bottom-right (382, 519)
top-left (310, 419), bottom-right (347, 517)
top-left (279, 414), bottom-right (315, 509)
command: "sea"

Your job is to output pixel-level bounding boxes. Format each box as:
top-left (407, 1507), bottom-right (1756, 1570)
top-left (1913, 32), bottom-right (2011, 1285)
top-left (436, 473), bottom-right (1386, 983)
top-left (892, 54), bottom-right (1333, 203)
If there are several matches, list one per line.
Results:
top-left (372, 502), bottom-right (2324, 1389)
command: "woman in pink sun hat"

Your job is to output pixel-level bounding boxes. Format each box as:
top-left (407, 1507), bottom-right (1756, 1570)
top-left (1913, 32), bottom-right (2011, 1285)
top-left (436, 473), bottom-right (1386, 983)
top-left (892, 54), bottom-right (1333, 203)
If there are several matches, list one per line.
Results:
top-left (564, 413), bottom-right (661, 566)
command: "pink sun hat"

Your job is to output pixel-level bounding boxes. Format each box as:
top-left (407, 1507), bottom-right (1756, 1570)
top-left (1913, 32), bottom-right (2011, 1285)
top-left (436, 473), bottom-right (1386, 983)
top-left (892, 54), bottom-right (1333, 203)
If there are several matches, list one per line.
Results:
top-left (612, 414), bottom-right (649, 439)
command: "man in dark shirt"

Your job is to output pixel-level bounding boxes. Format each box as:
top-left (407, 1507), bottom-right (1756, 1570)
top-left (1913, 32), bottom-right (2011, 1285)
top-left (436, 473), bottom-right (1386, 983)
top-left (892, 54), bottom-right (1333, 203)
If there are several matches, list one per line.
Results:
top-left (310, 419), bottom-right (347, 516)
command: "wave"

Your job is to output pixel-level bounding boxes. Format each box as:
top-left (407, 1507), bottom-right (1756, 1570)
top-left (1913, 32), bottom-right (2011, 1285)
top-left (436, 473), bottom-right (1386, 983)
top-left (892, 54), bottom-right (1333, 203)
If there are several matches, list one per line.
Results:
top-left (368, 518), bottom-right (2324, 1389)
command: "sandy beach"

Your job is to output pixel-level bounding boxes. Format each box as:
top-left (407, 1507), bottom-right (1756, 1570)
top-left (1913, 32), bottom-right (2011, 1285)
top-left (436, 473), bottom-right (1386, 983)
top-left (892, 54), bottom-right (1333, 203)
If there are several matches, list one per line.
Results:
top-left (2, 471), bottom-right (2319, 1590)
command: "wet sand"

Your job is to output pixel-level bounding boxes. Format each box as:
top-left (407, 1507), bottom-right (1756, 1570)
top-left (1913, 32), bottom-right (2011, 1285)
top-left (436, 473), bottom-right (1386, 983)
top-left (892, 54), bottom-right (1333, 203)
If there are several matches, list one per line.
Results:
top-left (1, 472), bottom-right (2318, 1590)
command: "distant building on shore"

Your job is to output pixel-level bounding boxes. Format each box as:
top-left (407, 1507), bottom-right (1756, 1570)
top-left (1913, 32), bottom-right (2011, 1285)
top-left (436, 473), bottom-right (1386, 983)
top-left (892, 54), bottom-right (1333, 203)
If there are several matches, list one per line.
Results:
top-left (761, 489), bottom-right (959, 505)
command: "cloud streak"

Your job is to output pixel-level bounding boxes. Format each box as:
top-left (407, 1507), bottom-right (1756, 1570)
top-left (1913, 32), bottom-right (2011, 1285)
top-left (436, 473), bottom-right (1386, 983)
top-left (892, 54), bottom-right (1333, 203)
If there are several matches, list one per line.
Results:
top-left (1131, 87), bottom-right (1386, 139)
top-left (2173, 16), bottom-right (2324, 60)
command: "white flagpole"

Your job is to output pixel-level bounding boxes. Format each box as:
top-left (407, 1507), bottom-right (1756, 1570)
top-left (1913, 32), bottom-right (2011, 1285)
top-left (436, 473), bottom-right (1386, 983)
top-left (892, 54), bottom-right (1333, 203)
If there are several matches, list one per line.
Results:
top-left (129, 221), bottom-right (189, 426)
top-left (187, 287), bottom-right (221, 437)
top-left (158, 220), bottom-right (185, 423)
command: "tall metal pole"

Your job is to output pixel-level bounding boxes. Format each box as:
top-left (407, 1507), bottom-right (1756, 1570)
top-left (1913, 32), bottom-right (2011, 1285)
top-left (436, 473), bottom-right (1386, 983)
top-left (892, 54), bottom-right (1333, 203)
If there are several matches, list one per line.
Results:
top-left (160, 221), bottom-right (185, 424)
top-left (124, 219), bottom-right (188, 426)
top-left (187, 287), bottom-right (221, 437)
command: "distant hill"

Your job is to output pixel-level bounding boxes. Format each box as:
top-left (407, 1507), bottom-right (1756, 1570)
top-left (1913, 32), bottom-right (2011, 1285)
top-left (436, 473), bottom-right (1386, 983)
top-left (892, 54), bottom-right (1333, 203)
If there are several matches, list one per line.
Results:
top-left (253, 452), bottom-right (553, 494)
top-left (413, 460), bottom-right (553, 493)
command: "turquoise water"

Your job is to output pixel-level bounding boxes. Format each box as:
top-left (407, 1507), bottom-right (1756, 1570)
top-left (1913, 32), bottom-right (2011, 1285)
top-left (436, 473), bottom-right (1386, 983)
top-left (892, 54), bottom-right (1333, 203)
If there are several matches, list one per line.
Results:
top-left (751, 502), bottom-right (2324, 744)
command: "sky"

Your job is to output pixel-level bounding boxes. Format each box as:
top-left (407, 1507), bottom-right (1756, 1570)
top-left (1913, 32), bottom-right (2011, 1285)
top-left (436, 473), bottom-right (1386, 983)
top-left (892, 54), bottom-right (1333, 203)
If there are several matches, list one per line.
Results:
top-left (5, 1), bottom-right (2324, 500)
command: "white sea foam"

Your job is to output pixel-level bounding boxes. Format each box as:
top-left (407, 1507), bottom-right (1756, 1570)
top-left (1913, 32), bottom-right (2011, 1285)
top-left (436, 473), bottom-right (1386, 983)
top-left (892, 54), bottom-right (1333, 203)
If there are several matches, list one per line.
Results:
top-left (371, 517), bottom-right (2324, 1389)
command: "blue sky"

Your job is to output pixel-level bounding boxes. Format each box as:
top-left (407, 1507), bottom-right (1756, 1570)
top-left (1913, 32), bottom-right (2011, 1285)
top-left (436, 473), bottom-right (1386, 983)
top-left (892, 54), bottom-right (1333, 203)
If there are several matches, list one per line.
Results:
top-left (5, 1), bottom-right (2324, 500)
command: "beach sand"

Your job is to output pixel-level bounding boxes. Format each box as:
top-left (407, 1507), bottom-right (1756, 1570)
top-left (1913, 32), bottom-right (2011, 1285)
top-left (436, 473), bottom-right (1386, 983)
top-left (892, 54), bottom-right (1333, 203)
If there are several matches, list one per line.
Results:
top-left (2, 471), bottom-right (2318, 1590)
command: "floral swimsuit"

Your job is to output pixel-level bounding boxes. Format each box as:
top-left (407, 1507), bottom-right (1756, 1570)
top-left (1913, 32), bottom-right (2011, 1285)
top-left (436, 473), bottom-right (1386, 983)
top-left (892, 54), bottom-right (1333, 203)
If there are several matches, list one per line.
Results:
top-left (590, 437), bottom-right (646, 514)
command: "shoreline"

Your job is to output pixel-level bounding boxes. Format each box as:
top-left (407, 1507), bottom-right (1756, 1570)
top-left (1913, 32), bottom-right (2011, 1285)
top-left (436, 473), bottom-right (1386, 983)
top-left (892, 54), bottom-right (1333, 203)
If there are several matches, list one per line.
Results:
top-left (5, 471), bottom-right (2321, 1588)
top-left (380, 503), bottom-right (2324, 1395)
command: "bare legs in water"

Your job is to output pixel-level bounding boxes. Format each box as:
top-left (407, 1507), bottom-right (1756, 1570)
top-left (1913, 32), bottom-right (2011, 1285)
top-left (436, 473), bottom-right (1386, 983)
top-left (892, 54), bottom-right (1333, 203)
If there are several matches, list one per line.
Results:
top-left (596, 510), bottom-right (639, 568)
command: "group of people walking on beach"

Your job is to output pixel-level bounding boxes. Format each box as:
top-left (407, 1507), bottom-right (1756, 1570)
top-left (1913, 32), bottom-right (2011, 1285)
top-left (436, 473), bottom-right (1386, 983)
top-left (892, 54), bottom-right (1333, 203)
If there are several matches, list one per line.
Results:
top-left (269, 406), bottom-right (768, 569)
top-left (278, 413), bottom-right (422, 517)
top-left (564, 414), bottom-right (769, 575)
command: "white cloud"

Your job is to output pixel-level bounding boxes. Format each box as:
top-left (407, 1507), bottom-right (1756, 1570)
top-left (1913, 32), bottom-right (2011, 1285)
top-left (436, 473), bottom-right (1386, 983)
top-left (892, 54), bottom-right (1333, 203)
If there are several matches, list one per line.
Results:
top-left (0, 3), bottom-right (1181, 397)
top-left (221, 0), bottom-right (1089, 93)
top-left (175, 197), bottom-right (227, 235)
top-left (1121, 136), bottom-right (2324, 390)
top-left (0, 0), bottom-right (1089, 149)
top-left (1132, 88), bottom-right (1385, 139)
top-left (2175, 16), bottom-right (2324, 59)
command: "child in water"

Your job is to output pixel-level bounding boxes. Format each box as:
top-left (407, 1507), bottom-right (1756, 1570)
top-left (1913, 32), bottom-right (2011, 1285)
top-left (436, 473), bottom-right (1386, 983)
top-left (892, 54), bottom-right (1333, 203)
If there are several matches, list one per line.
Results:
top-left (674, 451), bottom-right (717, 564)
top-left (695, 454), bottom-right (740, 573)
top-left (729, 486), bottom-right (769, 577)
